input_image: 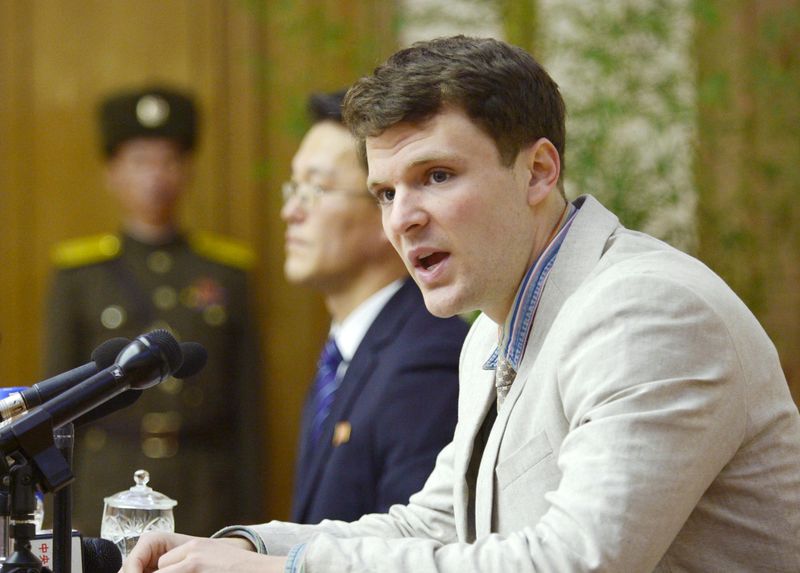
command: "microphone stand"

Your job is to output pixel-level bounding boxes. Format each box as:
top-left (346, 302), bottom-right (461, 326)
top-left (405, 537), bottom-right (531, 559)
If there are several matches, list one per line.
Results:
top-left (0, 476), bottom-right (11, 561)
top-left (1, 455), bottom-right (44, 573)
top-left (0, 409), bottom-right (74, 573)
top-left (52, 425), bottom-right (74, 573)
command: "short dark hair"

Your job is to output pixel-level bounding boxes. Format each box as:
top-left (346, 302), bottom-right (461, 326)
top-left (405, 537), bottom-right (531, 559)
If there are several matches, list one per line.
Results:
top-left (308, 89), bottom-right (349, 125)
top-left (343, 36), bottom-right (566, 176)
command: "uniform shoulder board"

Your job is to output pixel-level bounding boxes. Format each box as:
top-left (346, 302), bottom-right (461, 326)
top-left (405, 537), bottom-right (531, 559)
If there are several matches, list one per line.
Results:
top-left (51, 234), bottom-right (122, 269)
top-left (189, 232), bottom-right (256, 270)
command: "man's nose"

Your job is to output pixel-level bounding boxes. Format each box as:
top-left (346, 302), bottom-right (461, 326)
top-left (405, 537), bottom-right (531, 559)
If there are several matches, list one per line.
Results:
top-left (384, 187), bottom-right (428, 237)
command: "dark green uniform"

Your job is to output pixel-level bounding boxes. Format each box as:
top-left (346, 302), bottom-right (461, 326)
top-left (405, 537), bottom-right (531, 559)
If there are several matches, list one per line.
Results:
top-left (44, 231), bottom-right (263, 536)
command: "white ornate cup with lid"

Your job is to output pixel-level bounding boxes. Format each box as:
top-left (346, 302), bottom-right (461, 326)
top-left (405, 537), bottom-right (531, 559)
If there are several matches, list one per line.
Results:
top-left (100, 469), bottom-right (177, 557)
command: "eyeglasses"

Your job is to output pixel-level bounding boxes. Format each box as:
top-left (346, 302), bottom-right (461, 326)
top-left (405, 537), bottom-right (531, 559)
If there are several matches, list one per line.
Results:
top-left (281, 181), bottom-right (373, 207)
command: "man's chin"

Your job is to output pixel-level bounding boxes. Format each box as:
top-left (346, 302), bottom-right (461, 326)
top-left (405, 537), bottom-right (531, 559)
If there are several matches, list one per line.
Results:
top-left (419, 289), bottom-right (468, 319)
top-left (283, 263), bottom-right (313, 286)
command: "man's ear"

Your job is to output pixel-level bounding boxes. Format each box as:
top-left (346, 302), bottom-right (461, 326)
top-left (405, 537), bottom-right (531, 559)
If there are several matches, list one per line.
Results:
top-left (524, 138), bottom-right (561, 206)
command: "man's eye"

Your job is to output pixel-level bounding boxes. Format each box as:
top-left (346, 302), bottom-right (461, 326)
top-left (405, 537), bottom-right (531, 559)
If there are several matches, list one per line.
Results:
top-left (376, 188), bottom-right (396, 205)
top-left (428, 170), bottom-right (450, 184)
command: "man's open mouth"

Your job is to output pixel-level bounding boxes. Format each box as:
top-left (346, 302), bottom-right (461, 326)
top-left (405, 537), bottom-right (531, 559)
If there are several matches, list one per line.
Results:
top-left (418, 252), bottom-right (447, 270)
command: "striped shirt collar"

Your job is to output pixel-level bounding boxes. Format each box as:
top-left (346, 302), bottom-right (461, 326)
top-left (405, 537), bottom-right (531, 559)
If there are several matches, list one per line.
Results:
top-left (484, 201), bottom-right (579, 371)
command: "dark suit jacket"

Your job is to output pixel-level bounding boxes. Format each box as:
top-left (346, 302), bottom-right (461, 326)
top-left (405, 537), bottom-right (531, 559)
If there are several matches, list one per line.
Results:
top-left (291, 278), bottom-right (468, 524)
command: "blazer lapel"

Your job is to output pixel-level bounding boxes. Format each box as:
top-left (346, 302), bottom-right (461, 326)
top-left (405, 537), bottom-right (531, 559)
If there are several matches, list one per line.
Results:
top-left (474, 195), bottom-right (621, 536)
top-left (453, 337), bottom-right (497, 542)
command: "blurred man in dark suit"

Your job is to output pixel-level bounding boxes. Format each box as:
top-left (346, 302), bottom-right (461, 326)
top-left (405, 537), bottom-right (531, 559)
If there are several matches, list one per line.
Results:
top-left (281, 90), bottom-right (468, 524)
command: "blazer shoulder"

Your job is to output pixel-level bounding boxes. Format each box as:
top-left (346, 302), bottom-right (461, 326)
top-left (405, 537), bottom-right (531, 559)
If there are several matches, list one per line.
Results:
top-left (50, 233), bottom-right (122, 269)
top-left (188, 232), bottom-right (256, 270)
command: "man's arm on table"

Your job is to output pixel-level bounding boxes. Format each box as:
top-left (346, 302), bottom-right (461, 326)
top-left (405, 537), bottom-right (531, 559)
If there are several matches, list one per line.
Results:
top-left (121, 532), bottom-right (287, 573)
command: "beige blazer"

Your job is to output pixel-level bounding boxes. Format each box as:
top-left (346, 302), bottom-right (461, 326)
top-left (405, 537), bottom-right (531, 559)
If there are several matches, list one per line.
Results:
top-left (248, 195), bottom-right (800, 571)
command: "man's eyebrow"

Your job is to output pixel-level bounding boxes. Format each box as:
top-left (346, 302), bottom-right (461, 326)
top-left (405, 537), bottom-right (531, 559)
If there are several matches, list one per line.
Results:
top-left (293, 165), bottom-right (335, 181)
top-left (409, 153), bottom-right (463, 168)
top-left (367, 178), bottom-right (387, 194)
top-left (367, 154), bottom-right (464, 190)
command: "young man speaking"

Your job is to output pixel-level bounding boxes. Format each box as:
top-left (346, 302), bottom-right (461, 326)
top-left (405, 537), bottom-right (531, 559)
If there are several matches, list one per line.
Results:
top-left (123, 36), bottom-right (800, 573)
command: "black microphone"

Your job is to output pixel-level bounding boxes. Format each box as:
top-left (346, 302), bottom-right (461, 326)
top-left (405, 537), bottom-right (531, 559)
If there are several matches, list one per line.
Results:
top-left (0, 330), bottom-right (183, 456)
top-left (82, 537), bottom-right (122, 573)
top-left (0, 338), bottom-right (130, 421)
top-left (44, 330), bottom-right (182, 426)
top-left (73, 340), bottom-right (208, 428)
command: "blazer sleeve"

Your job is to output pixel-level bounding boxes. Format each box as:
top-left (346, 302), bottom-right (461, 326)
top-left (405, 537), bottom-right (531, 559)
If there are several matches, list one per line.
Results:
top-left (517, 272), bottom-right (749, 571)
top-left (247, 438), bottom-right (461, 554)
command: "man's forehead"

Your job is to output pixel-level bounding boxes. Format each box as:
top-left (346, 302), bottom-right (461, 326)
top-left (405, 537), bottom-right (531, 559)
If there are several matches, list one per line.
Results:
top-left (294, 124), bottom-right (361, 175)
top-left (114, 137), bottom-right (185, 156)
top-left (300, 122), bottom-right (355, 153)
top-left (365, 116), bottom-right (435, 150)
top-left (364, 121), bottom-right (435, 181)
top-left (364, 106), bottom-right (481, 155)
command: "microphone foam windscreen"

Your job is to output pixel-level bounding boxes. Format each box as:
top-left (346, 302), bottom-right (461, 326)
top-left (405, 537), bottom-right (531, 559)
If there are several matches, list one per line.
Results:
top-left (90, 337), bottom-right (130, 368)
top-left (174, 341), bottom-right (208, 379)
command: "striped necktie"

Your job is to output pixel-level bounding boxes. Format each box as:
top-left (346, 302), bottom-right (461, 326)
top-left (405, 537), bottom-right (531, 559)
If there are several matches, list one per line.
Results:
top-left (309, 337), bottom-right (344, 446)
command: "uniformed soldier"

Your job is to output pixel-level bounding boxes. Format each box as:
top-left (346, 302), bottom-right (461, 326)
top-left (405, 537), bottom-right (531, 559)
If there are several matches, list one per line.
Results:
top-left (42, 85), bottom-right (264, 537)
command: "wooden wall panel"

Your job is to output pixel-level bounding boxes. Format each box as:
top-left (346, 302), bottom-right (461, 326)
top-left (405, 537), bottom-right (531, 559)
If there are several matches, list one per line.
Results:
top-left (0, 2), bottom-right (35, 387)
top-left (0, 0), bottom-right (396, 523)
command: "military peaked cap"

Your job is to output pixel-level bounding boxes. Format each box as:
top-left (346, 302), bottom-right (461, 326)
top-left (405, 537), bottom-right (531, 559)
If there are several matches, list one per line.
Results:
top-left (99, 85), bottom-right (198, 156)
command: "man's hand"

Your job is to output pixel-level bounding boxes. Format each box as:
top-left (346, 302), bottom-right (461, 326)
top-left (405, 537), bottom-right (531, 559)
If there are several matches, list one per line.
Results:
top-left (120, 532), bottom-right (288, 572)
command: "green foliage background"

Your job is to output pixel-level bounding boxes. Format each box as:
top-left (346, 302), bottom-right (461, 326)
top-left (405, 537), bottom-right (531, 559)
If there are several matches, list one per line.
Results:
top-left (538, 1), bottom-right (695, 250)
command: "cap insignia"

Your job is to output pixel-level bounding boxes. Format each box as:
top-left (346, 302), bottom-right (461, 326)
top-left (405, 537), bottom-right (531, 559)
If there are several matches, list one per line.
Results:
top-left (136, 94), bottom-right (170, 127)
